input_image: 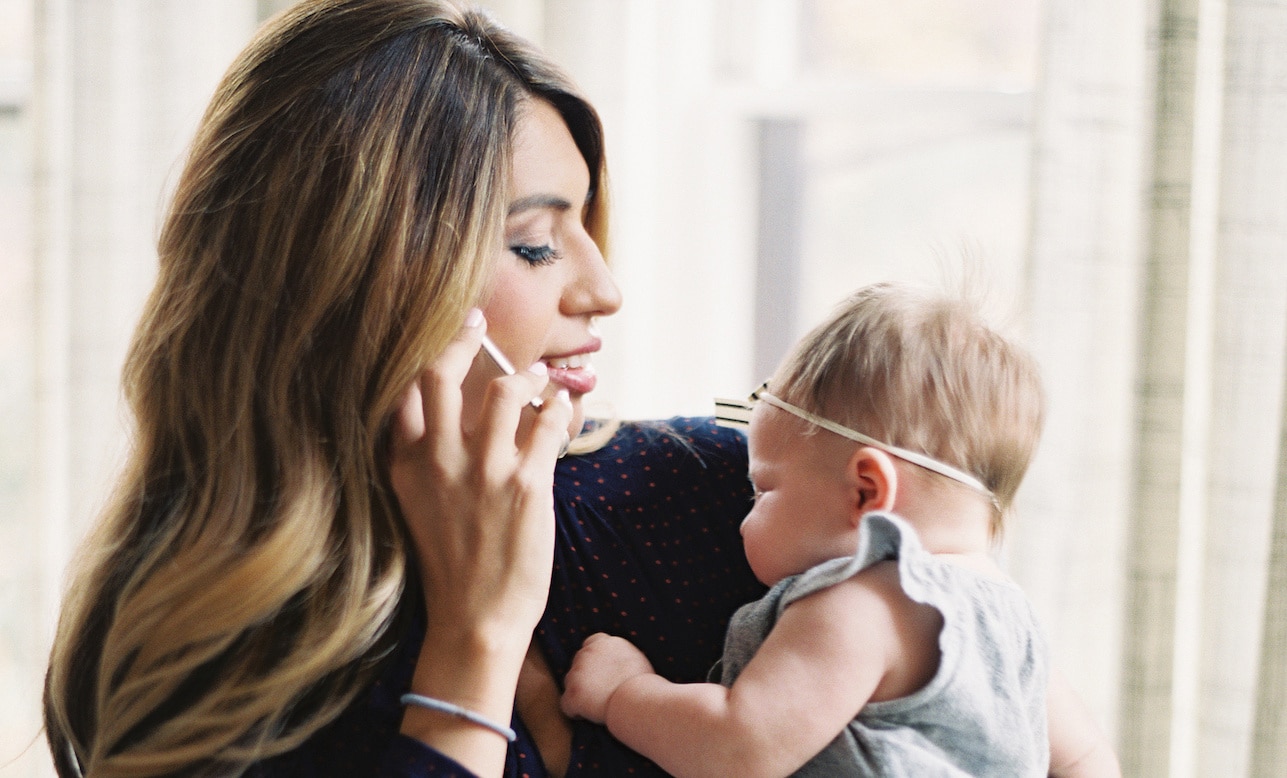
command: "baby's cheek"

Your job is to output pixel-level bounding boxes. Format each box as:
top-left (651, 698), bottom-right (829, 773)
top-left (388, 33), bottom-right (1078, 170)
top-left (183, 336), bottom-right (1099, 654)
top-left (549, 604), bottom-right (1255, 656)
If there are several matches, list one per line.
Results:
top-left (739, 515), bottom-right (779, 586)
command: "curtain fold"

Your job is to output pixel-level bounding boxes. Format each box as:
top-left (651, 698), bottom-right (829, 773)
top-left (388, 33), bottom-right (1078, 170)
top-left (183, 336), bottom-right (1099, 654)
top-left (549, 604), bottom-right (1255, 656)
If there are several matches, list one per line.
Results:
top-left (1119, 1), bottom-right (1202, 775)
top-left (1031, 0), bottom-right (1287, 774)
top-left (1198, 1), bottom-right (1287, 774)
top-left (1015, 0), bottom-right (1150, 743)
top-left (19, 4), bottom-right (262, 776)
top-left (1253, 352), bottom-right (1287, 774)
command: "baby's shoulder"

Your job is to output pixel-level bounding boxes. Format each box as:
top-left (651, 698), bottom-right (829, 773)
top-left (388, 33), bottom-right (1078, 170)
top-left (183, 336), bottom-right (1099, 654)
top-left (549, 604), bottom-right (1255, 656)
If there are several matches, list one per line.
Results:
top-left (796, 564), bottom-right (944, 702)
top-left (788, 561), bottom-right (933, 631)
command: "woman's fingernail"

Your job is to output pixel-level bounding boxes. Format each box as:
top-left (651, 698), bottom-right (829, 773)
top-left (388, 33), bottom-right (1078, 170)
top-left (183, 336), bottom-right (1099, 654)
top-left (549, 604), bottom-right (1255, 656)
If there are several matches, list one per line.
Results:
top-left (464, 308), bottom-right (484, 328)
top-left (556, 388), bottom-right (571, 407)
top-left (527, 361), bottom-right (548, 376)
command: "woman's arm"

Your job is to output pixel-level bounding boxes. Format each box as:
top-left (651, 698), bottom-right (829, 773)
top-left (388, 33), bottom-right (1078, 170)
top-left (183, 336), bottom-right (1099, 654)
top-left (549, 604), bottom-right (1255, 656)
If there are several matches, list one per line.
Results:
top-left (562, 570), bottom-right (917, 778)
top-left (389, 315), bottom-right (572, 777)
top-left (515, 644), bottom-right (573, 777)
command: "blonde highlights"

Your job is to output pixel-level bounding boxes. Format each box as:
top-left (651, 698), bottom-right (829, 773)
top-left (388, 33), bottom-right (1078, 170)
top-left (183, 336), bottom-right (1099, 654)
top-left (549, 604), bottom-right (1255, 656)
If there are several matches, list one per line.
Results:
top-left (44, 1), bottom-right (608, 775)
top-left (771, 283), bottom-right (1044, 533)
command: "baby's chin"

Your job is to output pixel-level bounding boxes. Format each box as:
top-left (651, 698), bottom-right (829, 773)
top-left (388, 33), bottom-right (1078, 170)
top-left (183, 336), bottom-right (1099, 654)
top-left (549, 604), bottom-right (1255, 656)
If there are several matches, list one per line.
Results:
top-left (744, 547), bottom-right (798, 587)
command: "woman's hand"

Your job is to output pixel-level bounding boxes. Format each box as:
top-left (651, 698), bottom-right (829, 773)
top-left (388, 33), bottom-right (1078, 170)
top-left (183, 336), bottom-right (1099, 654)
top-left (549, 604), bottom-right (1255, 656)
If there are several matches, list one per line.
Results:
top-left (390, 308), bottom-right (570, 643)
top-left (387, 309), bottom-right (571, 772)
top-left (561, 633), bottom-right (657, 724)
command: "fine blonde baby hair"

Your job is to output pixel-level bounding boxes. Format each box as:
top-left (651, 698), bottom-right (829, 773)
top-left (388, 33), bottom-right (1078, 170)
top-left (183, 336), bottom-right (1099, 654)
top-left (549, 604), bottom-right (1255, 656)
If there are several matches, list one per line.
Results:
top-left (770, 282), bottom-right (1044, 536)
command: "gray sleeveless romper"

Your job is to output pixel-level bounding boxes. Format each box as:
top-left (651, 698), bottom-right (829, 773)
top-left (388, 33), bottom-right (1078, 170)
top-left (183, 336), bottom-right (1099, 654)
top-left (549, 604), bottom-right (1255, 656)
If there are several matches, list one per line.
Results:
top-left (716, 511), bottom-right (1049, 777)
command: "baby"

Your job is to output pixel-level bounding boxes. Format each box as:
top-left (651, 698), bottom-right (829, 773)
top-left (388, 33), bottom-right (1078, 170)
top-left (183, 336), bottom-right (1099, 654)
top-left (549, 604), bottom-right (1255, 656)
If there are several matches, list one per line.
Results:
top-left (561, 283), bottom-right (1120, 776)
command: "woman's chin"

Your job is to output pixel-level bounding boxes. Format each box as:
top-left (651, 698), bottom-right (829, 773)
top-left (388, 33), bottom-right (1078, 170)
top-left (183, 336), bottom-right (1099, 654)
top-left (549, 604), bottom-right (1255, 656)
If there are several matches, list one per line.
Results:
top-left (567, 404), bottom-right (587, 440)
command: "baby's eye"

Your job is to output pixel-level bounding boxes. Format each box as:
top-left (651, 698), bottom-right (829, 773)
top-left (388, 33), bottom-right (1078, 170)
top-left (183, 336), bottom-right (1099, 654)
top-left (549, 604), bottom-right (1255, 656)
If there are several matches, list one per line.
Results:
top-left (510, 244), bottom-right (561, 266)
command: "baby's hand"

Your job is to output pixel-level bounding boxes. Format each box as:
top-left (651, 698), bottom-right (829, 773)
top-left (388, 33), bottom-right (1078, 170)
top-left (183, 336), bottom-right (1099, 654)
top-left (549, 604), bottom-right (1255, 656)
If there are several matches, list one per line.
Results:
top-left (561, 633), bottom-right (655, 724)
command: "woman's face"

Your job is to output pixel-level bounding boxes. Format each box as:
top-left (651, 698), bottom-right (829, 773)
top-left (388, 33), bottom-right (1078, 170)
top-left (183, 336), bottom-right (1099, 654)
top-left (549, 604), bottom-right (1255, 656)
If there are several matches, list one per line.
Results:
top-left (482, 99), bottom-right (622, 438)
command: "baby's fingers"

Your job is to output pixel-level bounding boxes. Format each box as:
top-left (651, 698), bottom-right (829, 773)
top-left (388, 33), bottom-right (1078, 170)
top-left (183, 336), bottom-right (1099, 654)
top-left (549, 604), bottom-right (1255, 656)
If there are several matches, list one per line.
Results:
top-left (560, 663), bottom-right (604, 722)
top-left (561, 633), bottom-right (652, 724)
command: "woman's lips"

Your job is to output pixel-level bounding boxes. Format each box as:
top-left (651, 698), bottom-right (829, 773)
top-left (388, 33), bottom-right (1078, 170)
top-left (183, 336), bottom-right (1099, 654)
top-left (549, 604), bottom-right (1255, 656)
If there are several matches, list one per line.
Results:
top-left (543, 343), bottom-right (601, 396)
top-left (547, 363), bottom-right (597, 395)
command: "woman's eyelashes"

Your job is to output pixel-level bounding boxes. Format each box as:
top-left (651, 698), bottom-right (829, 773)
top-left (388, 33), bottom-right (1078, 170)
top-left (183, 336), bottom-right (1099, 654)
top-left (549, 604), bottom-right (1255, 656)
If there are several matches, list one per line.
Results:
top-left (510, 243), bottom-right (561, 266)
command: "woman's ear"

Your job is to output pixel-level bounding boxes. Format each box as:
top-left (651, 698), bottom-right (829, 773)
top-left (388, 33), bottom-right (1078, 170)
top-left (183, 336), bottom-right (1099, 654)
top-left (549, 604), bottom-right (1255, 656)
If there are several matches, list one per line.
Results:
top-left (846, 446), bottom-right (898, 521)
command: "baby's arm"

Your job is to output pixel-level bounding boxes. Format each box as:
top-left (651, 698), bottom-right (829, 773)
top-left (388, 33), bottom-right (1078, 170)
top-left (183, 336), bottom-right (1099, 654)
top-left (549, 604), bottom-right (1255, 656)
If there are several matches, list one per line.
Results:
top-left (562, 565), bottom-right (926, 778)
top-left (1047, 666), bottom-right (1122, 777)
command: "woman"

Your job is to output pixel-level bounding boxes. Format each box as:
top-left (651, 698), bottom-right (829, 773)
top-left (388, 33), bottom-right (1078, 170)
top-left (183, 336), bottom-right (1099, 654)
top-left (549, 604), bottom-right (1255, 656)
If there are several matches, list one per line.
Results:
top-left (43, 1), bottom-right (762, 776)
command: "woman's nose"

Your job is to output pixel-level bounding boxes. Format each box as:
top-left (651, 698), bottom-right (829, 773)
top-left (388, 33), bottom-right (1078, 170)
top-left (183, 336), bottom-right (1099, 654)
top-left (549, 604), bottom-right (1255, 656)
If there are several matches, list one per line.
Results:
top-left (564, 234), bottom-right (622, 317)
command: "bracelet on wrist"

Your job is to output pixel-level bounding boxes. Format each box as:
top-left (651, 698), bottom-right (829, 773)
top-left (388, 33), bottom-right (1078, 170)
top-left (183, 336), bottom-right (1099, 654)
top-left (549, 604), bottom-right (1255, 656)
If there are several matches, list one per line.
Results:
top-left (400, 693), bottom-right (518, 743)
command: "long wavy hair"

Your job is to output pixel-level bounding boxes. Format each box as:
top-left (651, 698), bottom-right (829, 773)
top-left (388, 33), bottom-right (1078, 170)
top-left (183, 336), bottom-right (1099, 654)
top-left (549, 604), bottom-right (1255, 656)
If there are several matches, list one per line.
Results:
top-left (43, 2), bottom-right (608, 775)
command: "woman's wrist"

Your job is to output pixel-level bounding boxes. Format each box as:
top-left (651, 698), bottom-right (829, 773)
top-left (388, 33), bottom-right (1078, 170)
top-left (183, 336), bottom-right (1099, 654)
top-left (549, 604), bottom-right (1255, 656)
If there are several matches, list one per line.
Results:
top-left (401, 693), bottom-right (517, 742)
top-left (408, 622), bottom-right (529, 711)
top-left (399, 627), bottom-right (530, 774)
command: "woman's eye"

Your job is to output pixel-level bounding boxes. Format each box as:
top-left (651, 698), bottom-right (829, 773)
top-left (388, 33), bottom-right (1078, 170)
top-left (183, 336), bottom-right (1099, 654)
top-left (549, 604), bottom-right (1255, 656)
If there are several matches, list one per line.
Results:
top-left (510, 244), bottom-right (561, 266)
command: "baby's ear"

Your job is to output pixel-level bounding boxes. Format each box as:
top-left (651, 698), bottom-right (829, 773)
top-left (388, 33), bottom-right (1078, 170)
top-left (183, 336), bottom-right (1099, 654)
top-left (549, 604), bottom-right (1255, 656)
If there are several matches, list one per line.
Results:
top-left (847, 446), bottom-right (898, 520)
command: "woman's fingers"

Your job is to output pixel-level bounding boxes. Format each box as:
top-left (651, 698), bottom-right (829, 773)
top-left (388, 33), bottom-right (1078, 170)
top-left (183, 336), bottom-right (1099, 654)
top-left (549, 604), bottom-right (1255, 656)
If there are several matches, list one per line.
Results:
top-left (523, 386), bottom-right (573, 466)
top-left (386, 307), bottom-right (568, 639)
top-left (470, 362), bottom-right (546, 453)
top-left (422, 308), bottom-right (487, 448)
top-left (389, 380), bottom-right (426, 454)
top-left (389, 308), bottom-right (485, 460)
top-left (470, 364), bottom-right (568, 469)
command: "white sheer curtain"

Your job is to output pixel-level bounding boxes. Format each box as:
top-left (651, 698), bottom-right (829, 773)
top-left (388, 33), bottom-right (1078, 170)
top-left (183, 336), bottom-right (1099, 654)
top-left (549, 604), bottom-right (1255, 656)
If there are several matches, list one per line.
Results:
top-left (6, 2), bottom-right (261, 775)
top-left (1017, 1), bottom-right (1287, 776)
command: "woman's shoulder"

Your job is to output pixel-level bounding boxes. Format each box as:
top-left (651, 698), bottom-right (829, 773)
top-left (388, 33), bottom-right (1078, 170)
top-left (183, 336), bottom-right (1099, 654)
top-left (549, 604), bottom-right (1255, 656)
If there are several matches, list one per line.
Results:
top-left (574, 416), bottom-right (747, 466)
top-left (556, 416), bottom-right (747, 500)
top-left (553, 417), bottom-right (745, 513)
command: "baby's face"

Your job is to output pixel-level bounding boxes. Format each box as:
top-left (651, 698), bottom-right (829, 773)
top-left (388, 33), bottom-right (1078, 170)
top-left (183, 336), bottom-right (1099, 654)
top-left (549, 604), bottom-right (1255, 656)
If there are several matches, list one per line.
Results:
top-left (741, 404), bottom-right (864, 586)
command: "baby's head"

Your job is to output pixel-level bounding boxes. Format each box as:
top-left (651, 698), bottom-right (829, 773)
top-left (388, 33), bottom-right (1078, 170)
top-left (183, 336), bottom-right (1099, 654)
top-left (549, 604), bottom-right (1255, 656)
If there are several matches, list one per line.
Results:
top-left (767, 282), bottom-right (1044, 536)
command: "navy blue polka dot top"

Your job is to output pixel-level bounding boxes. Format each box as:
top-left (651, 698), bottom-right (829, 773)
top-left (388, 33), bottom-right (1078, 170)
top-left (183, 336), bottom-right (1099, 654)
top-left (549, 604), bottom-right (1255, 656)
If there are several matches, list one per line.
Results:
top-left (252, 417), bottom-right (764, 776)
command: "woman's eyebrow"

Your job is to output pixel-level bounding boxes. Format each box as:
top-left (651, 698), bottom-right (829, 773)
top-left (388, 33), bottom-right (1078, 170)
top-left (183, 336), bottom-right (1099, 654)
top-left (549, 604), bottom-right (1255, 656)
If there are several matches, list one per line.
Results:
top-left (507, 193), bottom-right (574, 215)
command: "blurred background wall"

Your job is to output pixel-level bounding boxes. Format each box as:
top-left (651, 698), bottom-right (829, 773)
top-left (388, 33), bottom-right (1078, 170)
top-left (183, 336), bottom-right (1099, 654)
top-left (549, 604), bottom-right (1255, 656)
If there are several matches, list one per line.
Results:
top-left (2, 1), bottom-right (1285, 776)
